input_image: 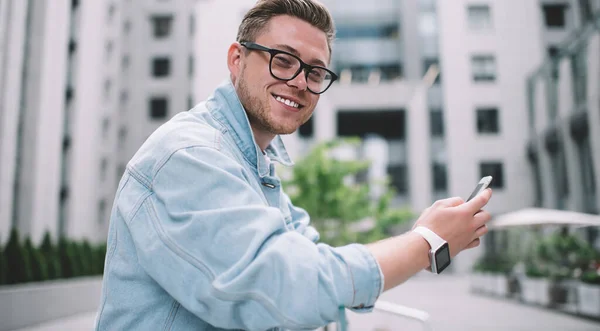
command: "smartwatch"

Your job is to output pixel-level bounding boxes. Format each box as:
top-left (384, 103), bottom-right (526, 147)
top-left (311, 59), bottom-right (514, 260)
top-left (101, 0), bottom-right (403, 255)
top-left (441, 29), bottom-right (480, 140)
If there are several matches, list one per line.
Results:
top-left (413, 226), bottom-right (451, 274)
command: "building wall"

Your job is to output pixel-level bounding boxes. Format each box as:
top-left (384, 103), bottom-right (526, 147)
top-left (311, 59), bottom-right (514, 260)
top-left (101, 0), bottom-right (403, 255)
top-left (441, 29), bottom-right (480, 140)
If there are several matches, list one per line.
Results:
top-left (439, 0), bottom-right (544, 219)
top-left (119, 0), bottom-right (196, 166)
top-left (0, 0), bottom-right (28, 244)
top-left (527, 21), bottom-right (600, 217)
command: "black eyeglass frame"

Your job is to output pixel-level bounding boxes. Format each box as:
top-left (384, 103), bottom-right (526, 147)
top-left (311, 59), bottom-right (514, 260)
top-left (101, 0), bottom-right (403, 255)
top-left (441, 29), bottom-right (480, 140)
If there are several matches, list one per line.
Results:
top-left (240, 41), bottom-right (338, 94)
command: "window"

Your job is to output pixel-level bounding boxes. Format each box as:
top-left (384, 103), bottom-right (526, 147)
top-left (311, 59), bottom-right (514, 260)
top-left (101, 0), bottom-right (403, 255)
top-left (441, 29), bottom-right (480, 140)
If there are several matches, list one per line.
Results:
top-left (123, 20), bottom-right (131, 34)
top-left (120, 90), bottom-right (129, 105)
top-left (151, 15), bottom-right (173, 38)
top-left (471, 55), bottom-right (496, 82)
top-left (189, 15), bottom-right (195, 36)
top-left (102, 117), bottom-right (110, 138)
top-left (150, 97), bottom-right (168, 119)
top-left (188, 55), bottom-right (194, 77)
top-left (423, 58), bottom-right (441, 84)
top-left (467, 5), bottom-right (492, 30)
top-left (476, 107), bottom-right (499, 134)
top-left (104, 79), bottom-right (112, 100)
top-left (543, 4), bottom-right (567, 28)
top-left (432, 163), bottom-right (448, 192)
top-left (98, 199), bottom-right (107, 224)
top-left (430, 109), bottom-right (444, 137)
top-left (100, 158), bottom-right (108, 181)
top-left (548, 46), bottom-right (559, 57)
top-left (122, 54), bottom-right (130, 70)
top-left (105, 41), bottom-right (113, 63)
top-left (339, 64), bottom-right (403, 83)
top-left (118, 127), bottom-right (127, 149)
top-left (577, 138), bottom-right (597, 213)
top-left (298, 116), bottom-right (313, 138)
top-left (68, 39), bottom-right (77, 55)
top-left (337, 110), bottom-right (405, 139)
top-left (107, 3), bottom-right (116, 23)
top-left (479, 162), bottom-right (504, 189)
top-left (336, 23), bottom-right (399, 39)
top-left (387, 164), bottom-right (408, 194)
top-left (152, 57), bottom-right (171, 77)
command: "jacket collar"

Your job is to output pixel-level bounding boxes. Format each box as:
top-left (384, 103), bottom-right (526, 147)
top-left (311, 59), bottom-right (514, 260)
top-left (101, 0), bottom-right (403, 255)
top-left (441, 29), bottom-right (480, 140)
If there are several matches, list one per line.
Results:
top-left (207, 79), bottom-right (294, 177)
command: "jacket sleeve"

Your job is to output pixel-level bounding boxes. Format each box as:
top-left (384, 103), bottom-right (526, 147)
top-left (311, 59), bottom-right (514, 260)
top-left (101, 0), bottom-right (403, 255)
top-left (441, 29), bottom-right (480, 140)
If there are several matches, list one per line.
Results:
top-left (281, 191), bottom-right (320, 243)
top-left (125, 146), bottom-right (383, 330)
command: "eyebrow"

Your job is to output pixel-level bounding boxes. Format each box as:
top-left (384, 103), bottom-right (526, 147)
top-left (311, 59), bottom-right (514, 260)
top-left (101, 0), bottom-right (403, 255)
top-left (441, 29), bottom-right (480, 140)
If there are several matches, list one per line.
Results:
top-left (273, 43), bottom-right (328, 68)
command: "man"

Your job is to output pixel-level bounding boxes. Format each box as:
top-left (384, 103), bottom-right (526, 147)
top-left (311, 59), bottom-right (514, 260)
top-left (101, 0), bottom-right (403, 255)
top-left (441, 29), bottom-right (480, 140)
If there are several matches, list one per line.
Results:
top-left (94, 0), bottom-right (492, 330)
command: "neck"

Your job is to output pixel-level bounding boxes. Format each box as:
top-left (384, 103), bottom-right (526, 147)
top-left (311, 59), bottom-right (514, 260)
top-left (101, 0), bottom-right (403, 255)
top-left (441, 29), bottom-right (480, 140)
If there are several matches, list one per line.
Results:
top-left (250, 125), bottom-right (276, 152)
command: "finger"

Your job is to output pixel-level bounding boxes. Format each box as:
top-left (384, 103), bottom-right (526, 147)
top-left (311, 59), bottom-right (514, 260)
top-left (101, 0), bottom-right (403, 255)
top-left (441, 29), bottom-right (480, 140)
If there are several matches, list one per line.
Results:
top-left (473, 210), bottom-right (492, 227)
top-left (465, 238), bottom-right (480, 249)
top-left (463, 188), bottom-right (492, 213)
top-left (434, 196), bottom-right (464, 208)
top-left (474, 224), bottom-right (488, 238)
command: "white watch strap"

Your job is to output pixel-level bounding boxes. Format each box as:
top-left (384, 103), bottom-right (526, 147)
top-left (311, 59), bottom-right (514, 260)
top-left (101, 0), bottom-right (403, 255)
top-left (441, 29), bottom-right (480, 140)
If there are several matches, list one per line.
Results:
top-left (413, 226), bottom-right (446, 251)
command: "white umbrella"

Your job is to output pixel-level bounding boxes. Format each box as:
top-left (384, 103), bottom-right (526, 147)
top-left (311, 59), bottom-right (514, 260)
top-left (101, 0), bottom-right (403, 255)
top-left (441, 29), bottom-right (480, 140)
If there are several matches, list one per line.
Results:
top-left (488, 207), bottom-right (600, 229)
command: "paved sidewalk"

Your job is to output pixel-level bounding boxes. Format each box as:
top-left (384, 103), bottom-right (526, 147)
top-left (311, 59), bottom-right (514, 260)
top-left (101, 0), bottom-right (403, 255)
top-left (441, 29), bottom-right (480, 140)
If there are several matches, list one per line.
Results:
top-left (12, 273), bottom-right (600, 331)
top-left (11, 312), bottom-right (96, 331)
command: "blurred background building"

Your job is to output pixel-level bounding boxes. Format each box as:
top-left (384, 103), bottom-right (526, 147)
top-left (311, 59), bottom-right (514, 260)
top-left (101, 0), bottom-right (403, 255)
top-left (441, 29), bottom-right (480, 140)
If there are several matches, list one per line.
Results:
top-left (1, 0), bottom-right (599, 274)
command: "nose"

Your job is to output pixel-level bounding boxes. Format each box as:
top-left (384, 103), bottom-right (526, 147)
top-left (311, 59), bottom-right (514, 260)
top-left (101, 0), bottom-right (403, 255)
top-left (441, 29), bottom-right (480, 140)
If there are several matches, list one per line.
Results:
top-left (286, 69), bottom-right (309, 91)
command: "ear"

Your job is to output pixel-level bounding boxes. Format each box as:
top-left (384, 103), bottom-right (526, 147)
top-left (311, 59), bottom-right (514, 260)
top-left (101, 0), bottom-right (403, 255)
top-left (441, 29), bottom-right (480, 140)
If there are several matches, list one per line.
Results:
top-left (227, 42), bottom-right (243, 83)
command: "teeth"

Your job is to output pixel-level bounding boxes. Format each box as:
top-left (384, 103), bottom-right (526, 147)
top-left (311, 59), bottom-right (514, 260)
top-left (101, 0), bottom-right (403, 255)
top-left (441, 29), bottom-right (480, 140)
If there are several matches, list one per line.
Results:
top-left (276, 96), bottom-right (299, 108)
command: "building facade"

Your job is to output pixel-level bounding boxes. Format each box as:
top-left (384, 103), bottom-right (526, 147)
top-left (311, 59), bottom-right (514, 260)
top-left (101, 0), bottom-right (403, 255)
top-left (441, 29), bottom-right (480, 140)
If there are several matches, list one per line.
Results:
top-left (0, 0), bottom-right (121, 244)
top-left (526, 7), bottom-right (600, 227)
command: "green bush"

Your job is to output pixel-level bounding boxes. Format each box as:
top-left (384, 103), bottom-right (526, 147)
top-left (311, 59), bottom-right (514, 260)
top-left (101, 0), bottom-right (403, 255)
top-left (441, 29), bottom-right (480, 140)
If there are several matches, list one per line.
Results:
top-left (24, 238), bottom-right (49, 282)
top-left (1, 229), bottom-right (108, 285)
top-left (473, 252), bottom-right (516, 274)
top-left (80, 240), bottom-right (95, 276)
top-left (4, 229), bottom-right (33, 284)
top-left (95, 244), bottom-right (107, 274)
top-left (40, 232), bottom-right (61, 280)
top-left (581, 270), bottom-right (600, 285)
top-left (0, 237), bottom-right (7, 285)
top-left (58, 237), bottom-right (79, 278)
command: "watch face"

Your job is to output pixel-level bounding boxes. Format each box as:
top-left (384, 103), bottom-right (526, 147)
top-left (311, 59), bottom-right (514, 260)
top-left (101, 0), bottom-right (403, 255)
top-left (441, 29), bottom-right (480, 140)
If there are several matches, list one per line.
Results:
top-left (434, 242), bottom-right (451, 274)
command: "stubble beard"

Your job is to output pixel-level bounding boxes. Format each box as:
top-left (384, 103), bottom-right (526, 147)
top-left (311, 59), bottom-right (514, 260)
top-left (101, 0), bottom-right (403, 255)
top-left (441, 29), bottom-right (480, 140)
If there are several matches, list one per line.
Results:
top-left (236, 67), bottom-right (306, 136)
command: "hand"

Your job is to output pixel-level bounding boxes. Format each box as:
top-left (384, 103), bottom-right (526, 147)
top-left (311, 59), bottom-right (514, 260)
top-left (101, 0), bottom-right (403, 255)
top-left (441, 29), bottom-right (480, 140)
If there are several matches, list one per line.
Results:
top-left (412, 189), bottom-right (492, 258)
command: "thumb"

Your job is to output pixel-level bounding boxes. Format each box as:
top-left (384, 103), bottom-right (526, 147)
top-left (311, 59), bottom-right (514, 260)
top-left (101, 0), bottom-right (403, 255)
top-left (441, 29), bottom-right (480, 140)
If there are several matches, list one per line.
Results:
top-left (464, 188), bottom-right (492, 212)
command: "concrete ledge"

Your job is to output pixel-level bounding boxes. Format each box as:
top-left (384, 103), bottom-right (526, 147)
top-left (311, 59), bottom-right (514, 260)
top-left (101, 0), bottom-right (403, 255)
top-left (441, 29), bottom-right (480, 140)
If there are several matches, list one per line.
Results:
top-left (0, 276), bottom-right (102, 331)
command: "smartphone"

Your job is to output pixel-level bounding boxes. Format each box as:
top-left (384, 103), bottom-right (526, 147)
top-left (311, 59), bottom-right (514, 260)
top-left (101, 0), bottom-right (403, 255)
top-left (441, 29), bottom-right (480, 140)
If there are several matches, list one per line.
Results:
top-left (466, 176), bottom-right (493, 202)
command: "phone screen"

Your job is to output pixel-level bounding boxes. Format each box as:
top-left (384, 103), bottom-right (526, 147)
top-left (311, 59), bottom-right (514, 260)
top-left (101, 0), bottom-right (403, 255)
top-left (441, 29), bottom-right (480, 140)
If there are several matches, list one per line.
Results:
top-left (467, 183), bottom-right (484, 202)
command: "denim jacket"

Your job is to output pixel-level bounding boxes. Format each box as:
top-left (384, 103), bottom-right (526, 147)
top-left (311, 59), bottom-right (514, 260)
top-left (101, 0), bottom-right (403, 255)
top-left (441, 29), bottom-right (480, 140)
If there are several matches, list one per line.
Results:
top-left (94, 80), bottom-right (384, 331)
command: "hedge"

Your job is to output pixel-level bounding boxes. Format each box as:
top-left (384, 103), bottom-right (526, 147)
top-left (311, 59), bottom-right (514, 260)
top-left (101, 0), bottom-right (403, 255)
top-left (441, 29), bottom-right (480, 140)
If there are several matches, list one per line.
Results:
top-left (0, 229), bottom-right (106, 286)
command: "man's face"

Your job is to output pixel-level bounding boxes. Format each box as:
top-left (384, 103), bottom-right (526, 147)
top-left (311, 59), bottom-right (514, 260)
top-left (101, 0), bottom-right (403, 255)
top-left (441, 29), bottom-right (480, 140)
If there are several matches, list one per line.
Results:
top-left (232, 15), bottom-right (330, 135)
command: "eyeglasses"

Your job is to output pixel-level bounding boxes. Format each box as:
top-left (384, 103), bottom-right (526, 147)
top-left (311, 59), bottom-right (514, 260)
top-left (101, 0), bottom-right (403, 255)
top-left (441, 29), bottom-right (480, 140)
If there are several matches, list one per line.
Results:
top-left (240, 41), bottom-right (338, 94)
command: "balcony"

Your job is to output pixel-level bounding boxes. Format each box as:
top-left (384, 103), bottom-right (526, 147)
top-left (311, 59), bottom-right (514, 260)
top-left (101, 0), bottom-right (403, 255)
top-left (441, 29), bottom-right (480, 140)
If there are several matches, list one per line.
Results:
top-left (327, 0), bottom-right (399, 26)
top-left (333, 38), bottom-right (402, 66)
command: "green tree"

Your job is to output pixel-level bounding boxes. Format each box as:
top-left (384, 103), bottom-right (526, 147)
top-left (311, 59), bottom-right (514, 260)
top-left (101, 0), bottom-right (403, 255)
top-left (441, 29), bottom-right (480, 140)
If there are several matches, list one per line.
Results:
top-left (24, 237), bottom-right (49, 282)
top-left (283, 138), bottom-right (413, 246)
top-left (4, 228), bottom-right (33, 284)
top-left (0, 235), bottom-right (7, 285)
top-left (40, 231), bottom-right (61, 279)
top-left (81, 240), bottom-right (95, 276)
top-left (58, 237), bottom-right (79, 278)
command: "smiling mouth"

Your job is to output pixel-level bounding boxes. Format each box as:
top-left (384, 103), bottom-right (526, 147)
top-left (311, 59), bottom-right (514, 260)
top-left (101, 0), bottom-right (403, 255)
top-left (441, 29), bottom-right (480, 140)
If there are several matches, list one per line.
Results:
top-left (272, 94), bottom-right (304, 109)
